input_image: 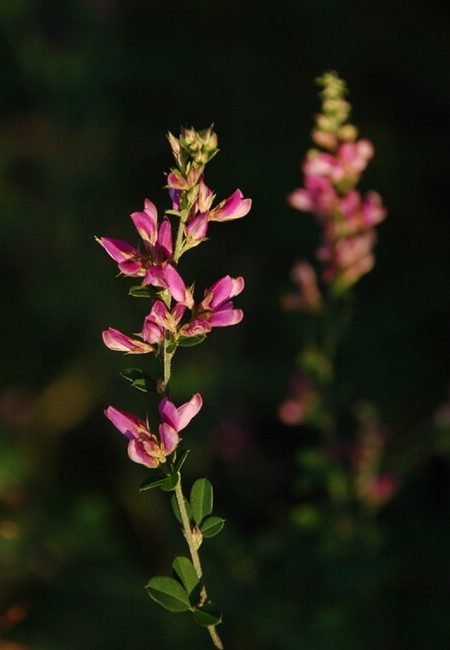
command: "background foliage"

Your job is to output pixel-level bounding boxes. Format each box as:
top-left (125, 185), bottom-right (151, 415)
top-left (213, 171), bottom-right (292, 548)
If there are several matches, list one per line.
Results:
top-left (1, 1), bottom-right (449, 648)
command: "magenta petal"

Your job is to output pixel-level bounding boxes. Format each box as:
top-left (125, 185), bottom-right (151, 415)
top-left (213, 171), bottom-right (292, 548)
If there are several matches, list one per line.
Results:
top-left (156, 217), bottom-right (174, 260)
top-left (159, 422), bottom-right (179, 453)
top-left (210, 190), bottom-right (252, 221)
top-left (98, 237), bottom-right (139, 264)
top-left (159, 397), bottom-right (179, 431)
top-left (104, 405), bottom-right (146, 440)
top-left (163, 265), bottom-right (189, 303)
top-left (177, 393), bottom-right (203, 430)
top-left (206, 276), bottom-right (233, 309)
top-left (209, 306), bottom-right (244, 327)
top-left (186, 212), bottom-right (209, 241)
top-left (142, 317), bottom-right (164, 344)
top-left (144, 265), bottom-right (189, 304)
top-left (102, 328), bottom-right (153, 353)
top-left (130, 206), bottom-right (157, 246)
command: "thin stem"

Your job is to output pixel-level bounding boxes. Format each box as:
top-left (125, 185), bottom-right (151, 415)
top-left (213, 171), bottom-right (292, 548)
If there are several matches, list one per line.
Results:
top-left (162, 340), bottom-right (172, 393)
top-left (174, 475), bottom-right (203, 578)
top-left (174, 475), bottom-right (224, 650)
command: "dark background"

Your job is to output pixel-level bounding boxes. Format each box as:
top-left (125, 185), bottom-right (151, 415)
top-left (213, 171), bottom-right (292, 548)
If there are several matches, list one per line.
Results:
top-left (1, 1), bottom-right (449, 649)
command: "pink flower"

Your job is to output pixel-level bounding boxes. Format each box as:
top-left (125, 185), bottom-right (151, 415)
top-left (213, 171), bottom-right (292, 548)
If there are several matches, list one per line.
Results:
top-left (142, 300), bottom-right (186, 344)
top-left (144, 263), bottom-right (194, 307)
top-left (158, 393), bottom-right (203, 453)
top-left (102, 327), bottom-right (154, 354)
top-left (192, 275), bottom-right (245, 329)
top-left (104, 393), bottom-right (203, 467)
top-left (208, 189), bottom-right (252, 222)
top-left (104, 406), bottom-right (165, 468)
top-left (97, 199), bottom-right (174, 279)
top-left (281, 260), bottom-right (322, 312)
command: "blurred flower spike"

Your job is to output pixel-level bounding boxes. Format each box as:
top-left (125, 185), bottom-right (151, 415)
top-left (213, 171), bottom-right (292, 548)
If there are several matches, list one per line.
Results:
top-left (287, 71), bottom-right (387, 295)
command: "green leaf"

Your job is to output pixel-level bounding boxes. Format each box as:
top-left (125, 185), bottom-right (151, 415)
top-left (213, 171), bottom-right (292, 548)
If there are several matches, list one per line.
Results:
top-left (178, 334), bottom-right (207, 347)
top-left (173, 448), bottom-right (190, 473)
top-left (140, 473), bottom-right (179, 493)
top-left (190, 478), bottom-right (213, 526)
top-left (146, 576), bottom-right (190, 612)
top-left (139, 476), bottom-right (169, 492)
top-left (129, 284), bottom-right (154, 298)
top-left (120, 367), bottom-right (156, 393)
top-left (193, 602), bottom-right (222, 627)
top-left (161, 473), bottom-right (179, 492)
top-left (200, 516), bottom-right (225, 538)
top-left (172, 556), bottom-right (201, 604)
top-left (171, 493), bottom-right (193, 525)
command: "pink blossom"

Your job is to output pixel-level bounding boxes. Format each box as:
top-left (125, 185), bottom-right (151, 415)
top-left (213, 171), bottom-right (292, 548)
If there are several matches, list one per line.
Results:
top-left (102, 327), bottom-right (154, 354)
top-left (142, 300), bottom-right (186, 344)
top-left (104, 394), bottom-right (202, 466)
top-left (196, 275), bottom-right (244, 328)
top-left (97, 199), bottom-right (174, 279)
top-left (158, 393), bottom-right (203, 452)
top-left (357, 474), bottom-right (400, 508)
top-left (281, 260), bottom-right (322, 312)
top-left (208, 189), bottom-right (252, 222)
top-left (104, 406), bottom-right (165, 468)
top-left (144, 264), bottom-right (194, 307)
top-left (185, 211), bottom-right (209, 243)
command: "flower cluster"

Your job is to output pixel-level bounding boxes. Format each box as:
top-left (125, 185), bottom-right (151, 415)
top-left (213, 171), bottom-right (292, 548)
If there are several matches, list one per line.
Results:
top-left (350, 404), bottom-right (399, 509)
top-left (98, 126), bottom-right (251, 468)
top-left (287, 71), bottom-right (387, 295)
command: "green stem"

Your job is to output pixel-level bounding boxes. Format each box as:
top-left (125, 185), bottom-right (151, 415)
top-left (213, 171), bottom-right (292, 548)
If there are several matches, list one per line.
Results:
top-left (174, 475), bottom-right (224, 649)
top-left (162, 340), bottom-right (172, 394)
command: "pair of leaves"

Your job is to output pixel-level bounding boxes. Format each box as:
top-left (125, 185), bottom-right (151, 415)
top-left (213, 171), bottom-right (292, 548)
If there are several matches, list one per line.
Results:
top-left (171, 478), bottom-right (225, 539)
top-left (146, 556), bottom-right (222, 627)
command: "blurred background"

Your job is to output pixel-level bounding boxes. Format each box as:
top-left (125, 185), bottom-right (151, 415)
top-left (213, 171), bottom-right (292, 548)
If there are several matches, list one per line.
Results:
top-left (1, 1), bottom-right (449, 648)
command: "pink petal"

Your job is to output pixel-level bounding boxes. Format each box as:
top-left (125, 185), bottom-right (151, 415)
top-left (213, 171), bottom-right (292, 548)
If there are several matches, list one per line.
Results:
top-left (145, 265), bottom-right (193, 307)
top-left (158, 422), bottom-right (180, 453)
top-left (159, 397), bottom-right (180, 431)
top-left (176, 393), bottom-right (203, 430)
top-left (104, 406), bottom-right (147, 440)
top-left (186, 211), bottom-right (209, 242)
top-left (209, 304), bottom-right (244, 327)
top-left (156, 217), bottom-right (174, 260)
top-left (97, 237), bottom-right (139, 264)
top-left (209, 189), bottom-right (252, 221)
top-left (142, 317), bottom-right (164, 344)
top-left (130, 200), bottom-right (158, 246)
top-left (102, 328), bottom-right (153, 353)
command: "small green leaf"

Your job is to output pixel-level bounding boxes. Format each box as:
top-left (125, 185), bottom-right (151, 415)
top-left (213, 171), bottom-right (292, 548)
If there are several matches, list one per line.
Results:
top-left (120, 367), bottom-right (156, 393)
top-left (129, 284), bottom-right (154, 298)
top-left (173, 448), bottom-right (190, 473)
top-left (161, 473), bottom-right (179, 492)
top-left (200, 516), bottom-right (225, 538)
top-left (140, 476), bottom-right (169, 492)
top-left (190, 478), bottom-right (213, 526)
top-left (193, 602), bottom-right (222, 627)
top-left (146, 576), bottom-right (190, 612)
top-left (178, 334), bottom-right (207, 347)
top-left (172, 556), bottom-right (201, 603)
top-left (171, 494), bottom-right (193, 525)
